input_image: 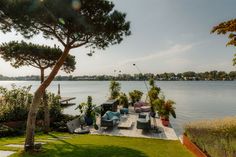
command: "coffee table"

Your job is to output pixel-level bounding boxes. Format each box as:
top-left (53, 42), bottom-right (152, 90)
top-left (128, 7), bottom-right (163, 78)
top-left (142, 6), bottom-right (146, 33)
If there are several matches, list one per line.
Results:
top-left (118, 119), bottom-right (133, 129)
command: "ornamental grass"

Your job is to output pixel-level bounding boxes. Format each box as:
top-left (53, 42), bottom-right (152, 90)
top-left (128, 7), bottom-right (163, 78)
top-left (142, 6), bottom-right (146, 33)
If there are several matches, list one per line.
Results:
top-left (185, 117), bottom-right (236, 157)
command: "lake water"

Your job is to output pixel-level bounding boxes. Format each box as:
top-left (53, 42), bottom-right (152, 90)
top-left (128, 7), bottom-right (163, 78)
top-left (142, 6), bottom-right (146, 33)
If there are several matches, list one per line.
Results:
top-left (0, 80), bottom-right (236, 136)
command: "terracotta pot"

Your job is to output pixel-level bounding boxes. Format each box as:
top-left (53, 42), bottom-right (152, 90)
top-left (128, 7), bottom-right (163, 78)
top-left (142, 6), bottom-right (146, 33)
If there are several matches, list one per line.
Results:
top-left (160, 116), bottom-right (165, 120)
top-left (161, 119), bottom-right (169, 126)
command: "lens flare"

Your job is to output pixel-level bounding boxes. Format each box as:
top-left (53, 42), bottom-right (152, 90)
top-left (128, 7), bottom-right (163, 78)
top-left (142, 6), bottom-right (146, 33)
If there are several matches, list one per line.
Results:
top-left (72, 0), bottom-right (81, 10)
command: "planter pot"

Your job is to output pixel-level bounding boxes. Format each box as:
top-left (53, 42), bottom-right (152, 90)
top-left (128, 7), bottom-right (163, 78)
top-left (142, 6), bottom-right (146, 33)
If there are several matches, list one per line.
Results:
top-left (84, 116), bottom-right (93, 126)
top-left (160, 116), bottom-right (166, 121)
top-left (183, 135), bottom-right (208, 157)
top-left (161, 119), bottom-right (169, 126)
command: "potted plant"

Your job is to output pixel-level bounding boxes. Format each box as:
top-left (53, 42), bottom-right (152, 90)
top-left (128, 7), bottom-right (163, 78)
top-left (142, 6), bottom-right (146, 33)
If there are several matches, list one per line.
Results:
top-left (109, 81), bottom-right (121, 100)
top-left (75, 96), bottom-right (99, 128)
top-left (153, 97), bottom-right (176, 126)
top-left (128, 90), bottom-right (143, 105)
top-left (148, 78), bottom-right (161, 117)
top-left (119, 93), bottom-right (129, 108)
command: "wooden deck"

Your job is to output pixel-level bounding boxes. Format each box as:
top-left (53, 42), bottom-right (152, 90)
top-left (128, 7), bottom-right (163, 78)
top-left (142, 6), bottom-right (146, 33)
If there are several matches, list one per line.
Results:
top-left (60, 97), bottom-right (76, 103)
top-left (59, 97), bottom-right (76, 107)
top-left (89, 107), bottom-right (178, 140)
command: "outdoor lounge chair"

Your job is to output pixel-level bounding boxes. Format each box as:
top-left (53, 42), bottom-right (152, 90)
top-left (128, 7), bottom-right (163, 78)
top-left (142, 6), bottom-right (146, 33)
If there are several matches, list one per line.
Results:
top-left (66, 116), bottom-right (90, 134)
top-left (66, 117), bottom-right (81, 133)
top-left (137, 113), bottom-right (151, 130)
top-left (120, 108), bottom-right (129, 114)
top-left (134, 101), bottom-right (151, 113)
top-left (100, 111), bottom-right (121, 127)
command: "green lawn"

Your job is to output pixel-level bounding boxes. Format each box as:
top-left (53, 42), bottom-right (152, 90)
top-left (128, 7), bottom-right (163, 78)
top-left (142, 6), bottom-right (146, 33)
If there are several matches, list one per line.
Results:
top-left (0, 133), bottom-right (194, 157)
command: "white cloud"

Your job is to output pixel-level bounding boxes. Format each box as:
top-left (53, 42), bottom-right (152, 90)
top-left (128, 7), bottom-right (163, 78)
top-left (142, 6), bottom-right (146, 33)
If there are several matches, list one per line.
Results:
top-left (118, 44), bottom-right (193, 66)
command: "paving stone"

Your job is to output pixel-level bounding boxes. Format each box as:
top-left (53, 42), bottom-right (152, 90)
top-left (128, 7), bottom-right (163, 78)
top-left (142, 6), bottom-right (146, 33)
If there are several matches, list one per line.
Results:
top-left (0, 150), bottom-right (15, 157)
top-left (4, 144), bottom-right (24, 148)
top-left (5, 142), bottom-right (46, 148)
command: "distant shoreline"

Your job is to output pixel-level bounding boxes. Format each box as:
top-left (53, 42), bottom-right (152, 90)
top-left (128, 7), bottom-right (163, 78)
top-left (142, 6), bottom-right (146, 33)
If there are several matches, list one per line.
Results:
top-left (0, 79), bottom-right (235, 81)
top-left (1, 70), bottom-right (236, 81)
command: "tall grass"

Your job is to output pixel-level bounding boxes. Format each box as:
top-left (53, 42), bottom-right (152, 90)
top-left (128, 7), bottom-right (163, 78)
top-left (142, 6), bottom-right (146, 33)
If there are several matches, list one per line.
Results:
top-left (185, 117), bottom-right (236, 157)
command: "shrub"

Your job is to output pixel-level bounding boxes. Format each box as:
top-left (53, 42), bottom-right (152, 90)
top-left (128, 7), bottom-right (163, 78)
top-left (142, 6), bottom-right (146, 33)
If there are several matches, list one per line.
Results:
top-left (185, 117), bottom-right (236, 157)
top-left (109, 81), bottom-right (121, 100)
top-left (0, 85), bottom-right (63, 123)
top-left (0, 124), bottom-right (23, 137)
top-left (37, 93), bottom-right (62, 121)
top-left (51, 114), bottom-right (76, 132)
top-left (0, 85), bottom-right (32, 122)
top-left (128, 90), bottom-right (143, 105)
top-left (119, 93), bottom-right (129, 108)
top-left (153, 97), bottom-right (176, 120)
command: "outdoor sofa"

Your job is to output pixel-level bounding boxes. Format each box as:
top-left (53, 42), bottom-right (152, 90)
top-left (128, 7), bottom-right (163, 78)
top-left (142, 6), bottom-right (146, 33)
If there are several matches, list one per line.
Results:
top-left (100, 111), bottom-right (121, 127)
top-left (134, 101), bottom-right (151, 113)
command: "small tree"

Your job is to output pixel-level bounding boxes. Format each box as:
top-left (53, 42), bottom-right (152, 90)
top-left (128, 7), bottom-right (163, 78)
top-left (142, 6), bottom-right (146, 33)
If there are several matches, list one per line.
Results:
top-left (153, 96), bottom-right (176, 120)
top-left (0, 41), bottom-right (76, 133)
top-left (109, 81), bottom-right (121, 100)
top-left (75, 96), bottom-right (99, 129)
top-left (211, 18), bottom-right (236, 65)
top-left (0, 0), bottom-right (130, 150)
top-left (148, 78), bottom-right (161, 105)
top-left (119, 93), bottom-right (129, 108)
top-left (129, 90), bottom-right (143, 105)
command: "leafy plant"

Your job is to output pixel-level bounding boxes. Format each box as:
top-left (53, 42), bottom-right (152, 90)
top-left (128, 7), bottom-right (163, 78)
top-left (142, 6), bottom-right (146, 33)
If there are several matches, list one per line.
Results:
top-left (148, 78), bottom-right (161, 111)
top-left (119, 93), bottom-right (129, 108)
top-left (185, 117), bottom-right (236, 157)
top-left (109, 81), bottom-right (121, 100)
top-left (0, 85), bottom-right (32, 122)
top-left (153, 97), bottom-right (176, 120)
top-left (129, 90), bottom-right (143, 105)
top-left (37, 93), bottom-right (62, 121)
top-left (0, 124), bottom-right (19, 137)
top-left (75, 96), bottom-right (100, 128)
top-left (0, 85), bottom-right (63, 123)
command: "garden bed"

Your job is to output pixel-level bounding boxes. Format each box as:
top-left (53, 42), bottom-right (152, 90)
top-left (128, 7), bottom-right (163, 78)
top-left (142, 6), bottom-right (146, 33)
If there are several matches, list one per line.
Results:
top-left (183, 134), bottom-right (208, 157)
top-left (184, 117), bottom-right (236, 157)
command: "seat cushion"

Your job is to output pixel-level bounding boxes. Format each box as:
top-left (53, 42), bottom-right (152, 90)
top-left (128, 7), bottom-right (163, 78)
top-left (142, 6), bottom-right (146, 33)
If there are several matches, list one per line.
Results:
top-left (111, 116), bottom-right (119, 120)
top-left (102, 113), bottom-right (108, 119)
top-left (120, 108), bottom-right (129, 114)
top-left (106, 111), bottom-right (114, 120)
top-left (141, 106), bottom-right (151, 112)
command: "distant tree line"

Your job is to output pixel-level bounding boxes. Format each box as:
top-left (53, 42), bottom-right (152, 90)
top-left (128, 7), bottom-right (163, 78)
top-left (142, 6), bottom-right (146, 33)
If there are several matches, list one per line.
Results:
top-left (1, 71), bottom-right (236, 81)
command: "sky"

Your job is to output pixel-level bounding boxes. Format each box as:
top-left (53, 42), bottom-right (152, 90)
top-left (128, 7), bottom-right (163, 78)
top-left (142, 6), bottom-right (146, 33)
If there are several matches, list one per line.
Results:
top-left (0, 0), bottom-right (236, 76)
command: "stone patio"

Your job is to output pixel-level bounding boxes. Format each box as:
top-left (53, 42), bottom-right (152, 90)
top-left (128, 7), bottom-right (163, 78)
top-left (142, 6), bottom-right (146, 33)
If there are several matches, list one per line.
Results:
top-left (90, 107), bottom-right (178, 140)
top-left (0, 151), bottom-right (15, 157)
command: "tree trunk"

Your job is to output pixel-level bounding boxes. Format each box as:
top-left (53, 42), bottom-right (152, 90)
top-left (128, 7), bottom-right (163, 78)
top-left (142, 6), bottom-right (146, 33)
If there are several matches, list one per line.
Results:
top-left (41, 69), bottom-right (50, 134)
top-left (24, 47), bottom-right (70, 151)
top-left (24, 89), bottom-right (43, 151)
top-left (43, 92), bottom-right (49, 134)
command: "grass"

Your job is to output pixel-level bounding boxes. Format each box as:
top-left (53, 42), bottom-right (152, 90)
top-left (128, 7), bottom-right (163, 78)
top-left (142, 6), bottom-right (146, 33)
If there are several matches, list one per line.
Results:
top-left (0, 132), bottom-right (194, 157)
top-left (185, 117), bottom-right (236, 157)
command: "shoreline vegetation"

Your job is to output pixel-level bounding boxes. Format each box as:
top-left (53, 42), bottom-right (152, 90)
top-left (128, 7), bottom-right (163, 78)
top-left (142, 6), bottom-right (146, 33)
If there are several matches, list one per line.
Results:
top-left (185, 117), bottom-right (236, 157)
top-left (0, 70), bottom-right (236, 81)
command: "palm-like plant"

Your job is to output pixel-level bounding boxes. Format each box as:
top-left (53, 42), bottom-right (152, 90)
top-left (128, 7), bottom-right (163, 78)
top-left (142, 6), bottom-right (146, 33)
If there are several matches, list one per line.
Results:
top-left (109, 81), bottom-right (121, 99)
top-left (75, 96), bottom-right (99, 129)
top-left (119, 93), bottom-right (129, 108)
top-left (153, 97), bottom-right (176, 120)
top-left (129, 90), bottom-right (143, 104)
